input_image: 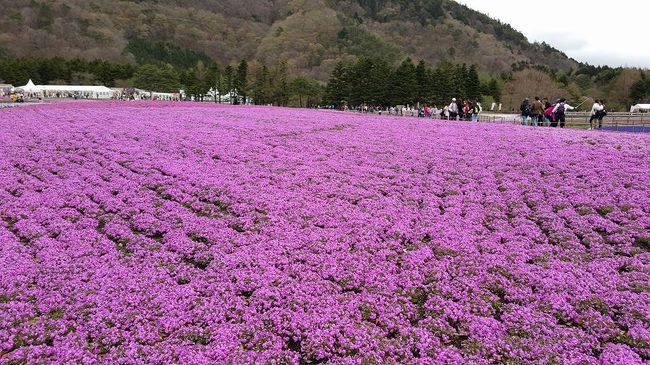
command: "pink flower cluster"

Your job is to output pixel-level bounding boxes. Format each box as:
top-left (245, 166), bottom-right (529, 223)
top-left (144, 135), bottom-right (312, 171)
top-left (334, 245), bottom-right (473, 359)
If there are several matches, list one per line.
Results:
top-left (1, 101), bottom-right (649, 364)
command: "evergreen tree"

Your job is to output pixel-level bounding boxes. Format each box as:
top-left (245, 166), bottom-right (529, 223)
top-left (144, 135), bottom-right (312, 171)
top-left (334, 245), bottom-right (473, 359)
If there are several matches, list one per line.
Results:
top-left (184, 61), bottom-right (210, 101)
top-left (223, 65), bottom-right (235, 104)
top-left (133, 64), bottom-right (181, 93)
top-left (487, 78), bottom-right (502, 102)
top-left (270, 62), bottom-right (289, 106)
top-left (349, 58), bottom-right (373, 106)
top-left (289, 76), bottom-right (322, 108)
top-left (390, 58), bottom-right (417, 105)
top-left (466, 64), bottom-right (481, 101)
top-left (434, 61), bottom-right (456, 105)
top-left (368, 58), bottom-right (391, 106)
top-left (235, 60), bottom-right (249, 104)
top-left (415, 60), bottom-right (429, 104)
top-left (323, 62), bottom-right (350, 108)
top-left (206, 63), bottom-right (221, 103)
top-left (252, 65), bottom-right (270, 105)
top-left (455, 63), bottom-right (468, 99)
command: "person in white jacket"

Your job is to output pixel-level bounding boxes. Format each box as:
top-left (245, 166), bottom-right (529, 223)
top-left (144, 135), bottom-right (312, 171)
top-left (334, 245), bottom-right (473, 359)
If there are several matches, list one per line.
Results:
top-left (551, 98), bottom-right (575, 128)
top-left (589, 100), bottom-right (604, 129)
top-left (448, 98), bottom-right (459, 120)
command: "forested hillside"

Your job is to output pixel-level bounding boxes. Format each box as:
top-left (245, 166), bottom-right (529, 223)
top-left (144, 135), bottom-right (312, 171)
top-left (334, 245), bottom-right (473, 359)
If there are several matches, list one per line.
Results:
top-left (0, 0), bottom-right (576, 78)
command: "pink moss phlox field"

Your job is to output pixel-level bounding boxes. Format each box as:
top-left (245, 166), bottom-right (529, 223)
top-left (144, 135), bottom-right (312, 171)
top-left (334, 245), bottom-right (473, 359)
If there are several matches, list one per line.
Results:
top-left (1, 101), bottom-right (649, 364)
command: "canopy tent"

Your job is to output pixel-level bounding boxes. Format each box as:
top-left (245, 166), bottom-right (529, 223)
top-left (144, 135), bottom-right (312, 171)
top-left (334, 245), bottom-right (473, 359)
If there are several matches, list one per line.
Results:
top-left (16, 79), bottom-right (42, 94)
top-left (630, 104), bottom-right (650, 113)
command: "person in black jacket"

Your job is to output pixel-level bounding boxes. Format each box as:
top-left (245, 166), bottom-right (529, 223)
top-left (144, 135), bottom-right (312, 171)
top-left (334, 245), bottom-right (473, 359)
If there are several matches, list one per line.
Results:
top-left (520, 98), bottom-right (532, 125)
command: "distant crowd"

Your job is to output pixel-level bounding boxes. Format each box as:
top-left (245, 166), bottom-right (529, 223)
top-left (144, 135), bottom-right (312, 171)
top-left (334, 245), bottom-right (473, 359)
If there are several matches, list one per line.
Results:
top-left (520, 97), bottom-right (607, 129)
top-left (341, 96), bottom-right (612, 130)
top-left (345, 98), bottom-right (485, 121)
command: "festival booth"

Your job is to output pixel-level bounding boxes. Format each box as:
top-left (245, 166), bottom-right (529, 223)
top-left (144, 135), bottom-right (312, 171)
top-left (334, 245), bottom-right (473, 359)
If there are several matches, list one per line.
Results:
top-left (206, 88), bottom-right (230, 103)
top-left (0, 84), bottom-right (13, 97)
top-left (151, 91), bottom-right (180, 101)
top-left (16, 80), bottom-right (113, 99)
top-left (16, 79), bottom-right (43, 98)
top-left (37, 85), bottom-right (113, 99)
top-left (630, 104), bottom-right (650, 113)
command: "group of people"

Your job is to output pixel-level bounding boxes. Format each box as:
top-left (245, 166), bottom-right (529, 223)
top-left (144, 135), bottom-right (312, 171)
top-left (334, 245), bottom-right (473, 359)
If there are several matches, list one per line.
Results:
top-left (379, 99), bottom-right (484, 121)
top-left (520, 97), bottom-right (608, 129)
top-left (520, 97), bottom-right (573, 128)
top-left (444, 98), bottom-right (483, 122)
top-left (9, 92), bottom-right (26, 103)
top-left (348, 102), bottom-right (484, 120)
top-left (588, 100), bottom-right (608, 129)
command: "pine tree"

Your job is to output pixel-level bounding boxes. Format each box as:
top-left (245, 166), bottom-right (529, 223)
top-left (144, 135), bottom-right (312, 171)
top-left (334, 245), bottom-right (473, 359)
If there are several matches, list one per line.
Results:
top-left (324, 61), bottom-right (350, 108)
top-left (133, 64), bottom-right (181, 93)
top-left (466, 64), bottom-right (481, 101)
top-left (270, 62), bottom-right (289, 106)
top-left (433, 61), bottom-right (456, 106)
top-left (206, 64), bottom-right (221, 103)
top-left (235, 60), bottom-right (248, 104)
top-left (252, 65), bottom-right (269, 105)
top-left (455, 63), bottom-right (468, 99)
top-left (368, 58), bottom-right (391, 106)
top-left (289, 76), bottom-right (321, 108)
top-left (223, 65), bottom-right (234, 104)
top-left (390, 58), bottom-right (417, 106)
top-left (349, 58), bottom-right (374, 106)
top-left (415, 60), bottom-right (429, 104)
top-left (487, 78), bottom-right (501, 103)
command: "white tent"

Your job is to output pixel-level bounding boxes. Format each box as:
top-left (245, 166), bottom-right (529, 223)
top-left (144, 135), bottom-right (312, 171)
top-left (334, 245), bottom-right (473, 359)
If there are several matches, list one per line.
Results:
top-left (17, 79), bottom-right (42, 94)
top-left (16, 80), bottom-right (113, 99)
top-left (37, 85), bottom-right (113, 99)
top-left (630, 104), bottom-right (650, 113)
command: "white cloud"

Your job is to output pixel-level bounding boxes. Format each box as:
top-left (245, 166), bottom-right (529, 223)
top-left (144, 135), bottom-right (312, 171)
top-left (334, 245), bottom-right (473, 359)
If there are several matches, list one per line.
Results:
top-left (456, 0), bottom-right (650, 68)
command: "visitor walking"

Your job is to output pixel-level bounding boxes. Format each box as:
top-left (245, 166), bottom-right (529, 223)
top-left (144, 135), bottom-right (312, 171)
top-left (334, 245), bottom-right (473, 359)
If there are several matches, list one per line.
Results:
top-left (520, 98), bottom-right (532, 125)
top-left (471, 99), bottom-right (482, 122)
top-left (448, 98), bottom-right (458, 120)
top-left (596, 101), bottom-right (607, 129)
top-left (542, 98), bottom-right (552, 126)
top-left (552, 98), bottom-right (575, 128)
top-left (589, 100), bottom-right (605, 129)
top-left (531, 97), bottom-right (545, 127)
top-left (463, 100), bottom-right (470, 121)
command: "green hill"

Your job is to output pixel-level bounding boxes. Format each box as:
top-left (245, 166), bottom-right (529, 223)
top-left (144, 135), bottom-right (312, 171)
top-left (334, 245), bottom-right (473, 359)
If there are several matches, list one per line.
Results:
top-left (0, 0), bottom-right (577, 79)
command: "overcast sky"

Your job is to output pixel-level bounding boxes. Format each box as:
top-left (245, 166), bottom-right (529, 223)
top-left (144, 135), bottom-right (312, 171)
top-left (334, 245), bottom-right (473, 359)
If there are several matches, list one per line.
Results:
top-left (457, 0), bottom-right (649, 68)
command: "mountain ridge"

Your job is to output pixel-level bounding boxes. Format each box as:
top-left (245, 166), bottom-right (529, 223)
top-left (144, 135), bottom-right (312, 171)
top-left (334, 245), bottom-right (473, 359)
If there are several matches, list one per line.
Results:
top-left (0, 0), bottom-right (579, 80)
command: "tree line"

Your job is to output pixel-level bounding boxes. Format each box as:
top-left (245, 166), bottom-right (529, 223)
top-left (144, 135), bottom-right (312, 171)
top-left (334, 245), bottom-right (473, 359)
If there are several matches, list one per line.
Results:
top-left (630, 72), bottom-right (650, 105)
top-left (323, 57), bottom-right (501, 108)
top-left (0, 58), bottom-right (135, 87)
top-left (0, 57), bottom-right (323, 107)
top-left (2, 55), bottom-right (647, 110)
